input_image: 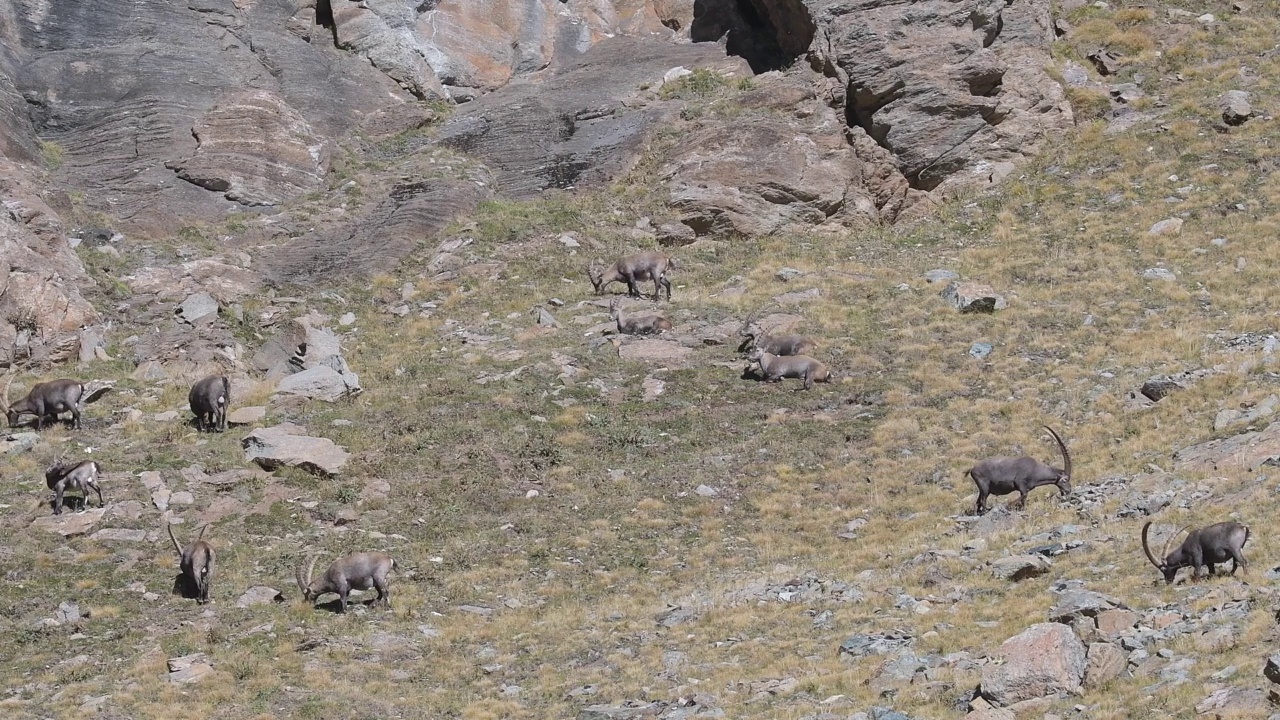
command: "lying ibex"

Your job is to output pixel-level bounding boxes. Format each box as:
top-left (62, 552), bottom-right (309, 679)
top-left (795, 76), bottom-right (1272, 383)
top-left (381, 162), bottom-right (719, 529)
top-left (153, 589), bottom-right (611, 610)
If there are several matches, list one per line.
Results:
top-left (189, 375), bottom-right (230, 433)
top-left (1142, 521), bottom-right (1249, 584)
top-left (609, 297), bottom-right (673, 335)
top-left (168, 522), bottom-right (215, 604)
top-left (965, 425), bottom-right (1072, 515)
top-left (748, 348), bottom-right (832, 390)
top-left (296, 551), bottom-right (396, 613)
top-left (738, 304), bottom-right (817, 357)
top-left (2, 373), bottom-right (86, 429)
top-left (589, 252), bottom-right (676, 301)
top-left (45, 460), bottom-right (102, 515)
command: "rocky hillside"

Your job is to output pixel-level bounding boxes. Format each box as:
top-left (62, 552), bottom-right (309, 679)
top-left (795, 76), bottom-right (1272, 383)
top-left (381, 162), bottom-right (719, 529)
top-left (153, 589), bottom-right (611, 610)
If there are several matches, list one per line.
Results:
top-left (1, 0), bottom-right (1279, 718)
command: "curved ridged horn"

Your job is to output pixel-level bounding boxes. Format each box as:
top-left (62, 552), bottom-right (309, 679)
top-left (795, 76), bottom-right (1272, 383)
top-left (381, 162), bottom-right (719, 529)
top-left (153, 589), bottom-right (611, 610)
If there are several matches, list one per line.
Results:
top-left (166, 522), bottom-right (183, 556)
top-left (306, 554), bottom-right (320, 588)
top-left (1044, 425), bottom-right (1070, 481)
top-left (0, 370), bottom-right (14, 414)
top-left (1141, 521), bottom-right (1165, 571)
top-left (295, 556), bottom-right (308, 593)
top-left (1162, 525), bottom-right (1190, 561)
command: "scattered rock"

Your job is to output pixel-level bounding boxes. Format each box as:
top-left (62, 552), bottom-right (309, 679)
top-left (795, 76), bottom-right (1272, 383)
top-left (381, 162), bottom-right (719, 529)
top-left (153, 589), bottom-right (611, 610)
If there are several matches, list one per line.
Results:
top-left (1148, 218), bottom-right (1184, 236)
top-left (776, 268), bottom-right (805, 282)
top-left (1214, 394), bottom-right (1279, 431)
top-left (1221, 90), bottom-right (1254, 126)
top-left (641, 376), bottom-right (665, 402)
top-left (167, 653), bottom-right (215, 684)
top-left (1095, 609), bottom-right (1138, 639)
top-left (577, 703), bottom-right (662, 720)
top-left (981, 623), bottom-right (1086, 705)
top-left (656, 222), bottom-right (696, 247)
top-left (1087, 50), bottom-right (1122, 76)
top-left (1049, 590), bottom-right (1126, 623)
top-left (243, 424), bottom-right (350, 476)
top-left (1195, 687), bottom-right (1269, 717)
top-left (772, 288), bottom-right (821, 304)
top-left (2, 431), bottom-right (41, 455)
top-left (153, 410), bottom-right (180, 422)
top-left (89, 528), bottom-right (148, 542)
top-left (1174, 421), bottom-right (1280, 473)
top-left (969, 342), bottom-right (994, 360)
top-left (338, 312), bottom-right (356, 326)
top-left (925, 269), bottom-right (959, 284)
top-left (1195, 627), bottom-right (1236, 653)
top-left (31, 509), bottom-right (106, 537)
top-left (839, 631), bottom-right (914, 658)
top-left (942, 281), bottom-right (1006, 313)
top-left (1142, 267), bottom-right (1177, 282)
top-left (1084, 642), bottom-right (1127, 688)
top-left (177, 292), bottom-right (220, 324)
top-left (227, 406), bottom-right (267, 425)
top-left (694, 484), bottom-right (719, 498)
top-left (535, 307), bottom-right (561, 328)
top-left (1140, 379), bottom-right (1184, 402)
top-left (275, 365), bottom-right (360, 402)
top-left (236, 586), bottom-right (285, 608)
top-left (991, 555), bottom-right (1052, 581)
top-left (55, 601), bottom-right (81, 624)
top-left (617, 339), bottom-right (692, 363)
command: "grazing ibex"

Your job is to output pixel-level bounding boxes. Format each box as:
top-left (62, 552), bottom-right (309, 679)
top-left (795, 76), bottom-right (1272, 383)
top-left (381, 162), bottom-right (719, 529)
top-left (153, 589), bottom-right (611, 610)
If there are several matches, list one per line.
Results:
top-left (168, 522), bottom-right (215, 604)
top-left (589, 252), bottom-right (676, 301)
top-left (1142, 521), bottom-right (1249, 585)
top-left (738, 304), bottom-right (817, 357)
top-left (609, 297), bottom-right (673, 335)
top-left (296, 551), bottom-right (396, 613)
top-left (748, 348), bottom-right (832, 390)
top-left (2, 373), bottom-right (86, 429)
top-left (45, 460), bottom-right (102, 515)
top-left (189, 375), bottom-right (230, 433)
top-left (965, 425), bottom-right (1072, 515)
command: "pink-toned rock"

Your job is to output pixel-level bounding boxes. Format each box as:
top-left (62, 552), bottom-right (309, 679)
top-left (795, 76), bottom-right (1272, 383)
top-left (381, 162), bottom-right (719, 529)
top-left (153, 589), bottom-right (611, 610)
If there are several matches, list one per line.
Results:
top-left (1083, 642), bottom-right (1127, 688)
top-left (943, 281), bottom-right (1007, 313)
top-left (1095, 609), bottom-right (1138, 639)
top-left (981, 623), bottom-right (1086, 705)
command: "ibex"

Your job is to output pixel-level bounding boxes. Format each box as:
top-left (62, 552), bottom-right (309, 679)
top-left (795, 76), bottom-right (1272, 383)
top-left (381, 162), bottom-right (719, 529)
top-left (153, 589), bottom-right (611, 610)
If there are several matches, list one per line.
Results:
top-left (589, 252), bottom-right (676, 301)
top-left (1142, 521), bottom-right (1249, 584)
top-left (189, 375), bottom-right (230, 433)
top-left (965, 425), bottom-right (1072, 515)
top-left (2, 373), bottom-right (86, 430)
top-left (296, 551), bottom-right (396, 613)
top-left (168, 522), bottom-right (215, 604)
top-left (45, 460), bottom-right (102, 515)
top-left (748, 348), bottom-right (832, 390)
top-left (609, 297), bottom-right (673, 335)
top-left (738, 304), bottom-right (817, 356)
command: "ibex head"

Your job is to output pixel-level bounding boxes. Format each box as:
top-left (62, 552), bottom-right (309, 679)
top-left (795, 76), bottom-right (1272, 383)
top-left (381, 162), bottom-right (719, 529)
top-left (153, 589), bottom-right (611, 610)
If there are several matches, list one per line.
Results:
top-left (296, 553), bottom-right (323, 602)
top-left (1142, 522), bottom-right (1189, 585)
top-left (587, 260), bottom-right (605, 294)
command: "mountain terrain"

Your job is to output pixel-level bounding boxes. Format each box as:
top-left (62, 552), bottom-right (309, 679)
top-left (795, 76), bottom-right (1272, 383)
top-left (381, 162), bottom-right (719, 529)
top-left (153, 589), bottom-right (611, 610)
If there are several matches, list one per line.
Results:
top-left (0, 0), bottom-right (1278, 718)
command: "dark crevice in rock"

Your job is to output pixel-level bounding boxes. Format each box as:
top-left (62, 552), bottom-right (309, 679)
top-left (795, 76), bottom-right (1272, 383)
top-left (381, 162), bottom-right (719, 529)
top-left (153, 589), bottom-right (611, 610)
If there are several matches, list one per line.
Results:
top-left (690, 0), bottom-right (815, 74)
top-left (968, 72), bottom-right (1004, 97)
top-left (980, 12), bottom-right (1003, 48)
top-left (314, 0), bottom-right (339, 48)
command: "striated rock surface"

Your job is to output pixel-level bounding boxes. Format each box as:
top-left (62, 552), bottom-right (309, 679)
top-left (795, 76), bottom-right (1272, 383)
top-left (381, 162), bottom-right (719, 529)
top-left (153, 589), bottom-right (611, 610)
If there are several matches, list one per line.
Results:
top-left (981, 623), bottom-right (1086, 706)
top-left (165, 90), bottom-right (331, 207)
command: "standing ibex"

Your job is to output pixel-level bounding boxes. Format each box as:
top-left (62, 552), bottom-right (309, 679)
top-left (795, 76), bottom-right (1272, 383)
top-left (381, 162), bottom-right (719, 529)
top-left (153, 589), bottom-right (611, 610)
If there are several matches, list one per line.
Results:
top-left (965, 425), bottom-right (1072, 515)
top-left (168, 522), bottom-right (216, 604)
top-left (748, 348), bottom-right (832, 390)
top-left (296, 551), bottom-right (396, 613)
top-left (189, 375), bottom-right (230, 433)
top-left (609, 297), bottom-right (673, 335)
top-left (2, 373), bottom-right (86, 429)
top-left (1142, 521), bottom-right (1249, 584)
top-left (738, 304), bottom-right (817, 357)
top-left (45, 460), bottom-right (103, 515)
top-left (589, 252), bottom-right (676, 301)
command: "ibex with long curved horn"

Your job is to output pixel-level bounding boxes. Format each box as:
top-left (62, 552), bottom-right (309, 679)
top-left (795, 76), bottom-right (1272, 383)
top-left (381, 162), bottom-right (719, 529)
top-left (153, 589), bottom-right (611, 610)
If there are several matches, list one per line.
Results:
top-left (296, 551), bottom-right (396, 613)
top-left (738, 303), bottom-right (817, 357)
top-left (1142, 521), bottom-right (1249, 585)
top-left (168, 522), bottom-right (216, 604)
top-left (964, 426), bottom-right (1072, 515)
top-left (3, 372), bottom-right (87, 430)
top-left (588, 252), bottom-right (676, 301)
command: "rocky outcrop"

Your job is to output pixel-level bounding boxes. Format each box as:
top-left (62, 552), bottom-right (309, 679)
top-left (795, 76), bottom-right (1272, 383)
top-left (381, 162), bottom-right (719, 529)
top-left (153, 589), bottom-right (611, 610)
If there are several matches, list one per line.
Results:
top-left (165, 90), bottom-right (330, 207)
top-left (981, 623), bottom-right (1086, 706)
top-left (243, 423), bottom-right (350, 476)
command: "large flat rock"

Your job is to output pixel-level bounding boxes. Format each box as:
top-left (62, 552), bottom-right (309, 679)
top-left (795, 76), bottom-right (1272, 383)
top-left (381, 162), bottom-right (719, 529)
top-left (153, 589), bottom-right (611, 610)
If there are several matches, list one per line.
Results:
top-left (243, 424), bottom-right (350, 476)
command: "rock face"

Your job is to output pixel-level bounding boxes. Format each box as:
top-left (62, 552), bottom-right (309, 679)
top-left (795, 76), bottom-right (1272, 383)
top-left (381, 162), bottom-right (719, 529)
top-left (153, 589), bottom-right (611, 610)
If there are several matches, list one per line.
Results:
top-left (165, 90), bottom-right (330, 207)
top-left (942, 281), bottom-right (1007, 313)
top-left (1174, 421), bottom-right (1280, 473)
top-left (981, 623), bottom-right (1086, 706)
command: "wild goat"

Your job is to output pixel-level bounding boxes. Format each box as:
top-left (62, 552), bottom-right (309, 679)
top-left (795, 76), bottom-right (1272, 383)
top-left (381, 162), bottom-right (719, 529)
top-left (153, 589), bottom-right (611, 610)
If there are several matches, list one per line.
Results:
top-left (609, 297), bottom-right (673, 335)
top-left (189, 375), bottom-right (230, 432)
top-left (1142, 521), bottom-right (1249, 584)
top-left (296, 551), bottom-right (396, 613)
top-left (738, 304), bottom-right (817, 357)
top-left (965, 425), bottom-right (1072, 515)
top-left (45, 460), bottom-right (102, 515)
top-left (168, 522), bottom-right (216, 604)
top-left (2, 373), bottom-right (86, 429)
top-left (748, 348), bottom-right (832, 390)
top-left (589, 252), bottom-right (676, 301)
